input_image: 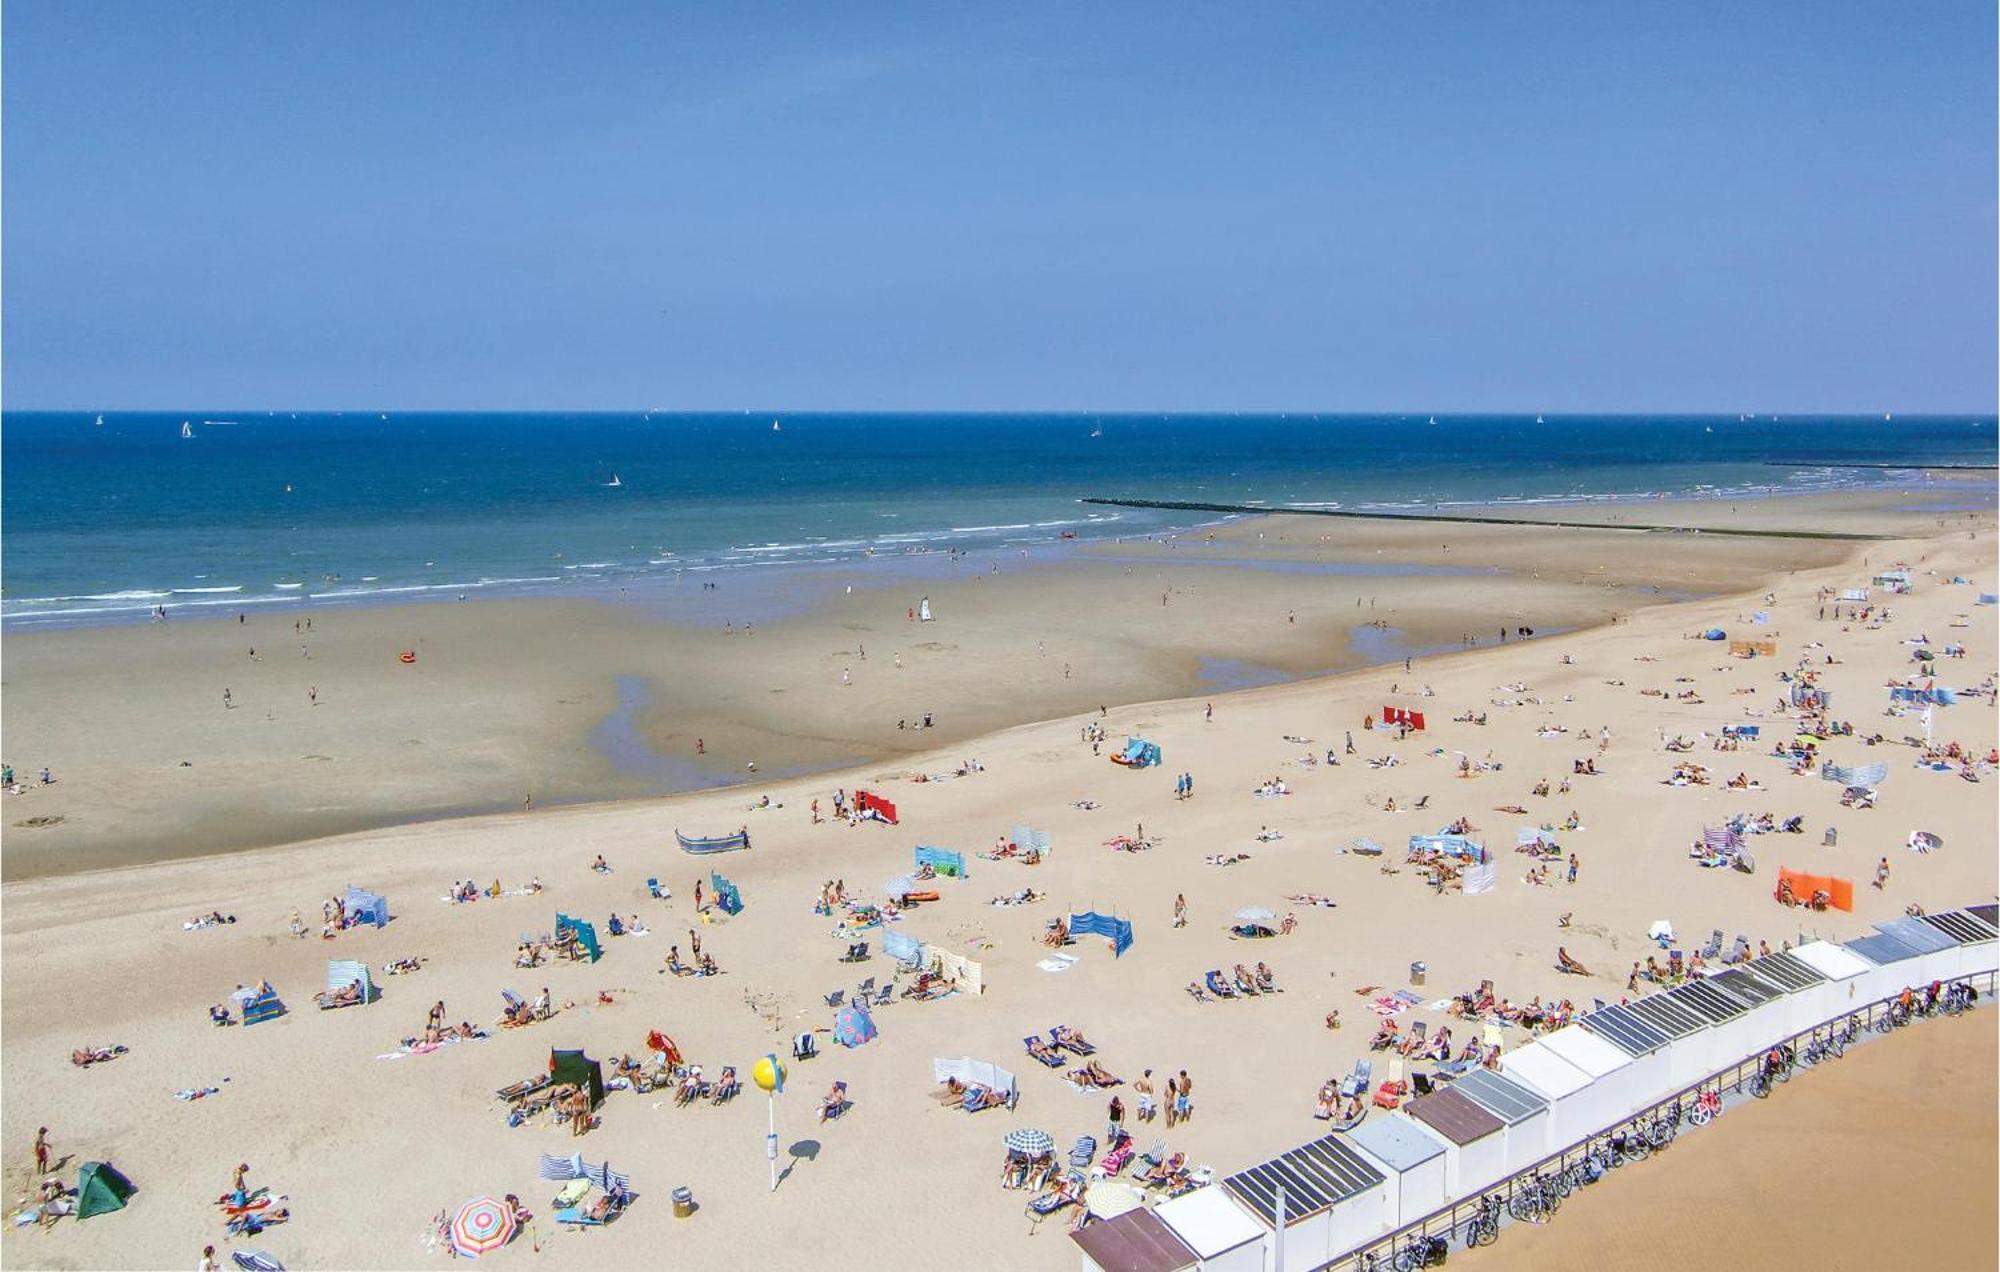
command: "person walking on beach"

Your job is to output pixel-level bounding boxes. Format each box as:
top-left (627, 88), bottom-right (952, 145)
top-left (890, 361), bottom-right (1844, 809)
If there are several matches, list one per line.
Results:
top-left (222, 688), bottom-right (232, 709)
top-left (695, 737), bottom-right (705, 754)
top-left (308, 685), bottom-right (318, 707)
top-left (1173, 894), bottom-right (1187, 928)
top-left (1106, 1095), bottom-right (1124, 1143)
top-left (1875, 857), bottom-right (1890, 890)
top-left (694, 879), bottom-right (704, 912)
top-left (1567, 853), bottom-right (1579, 884)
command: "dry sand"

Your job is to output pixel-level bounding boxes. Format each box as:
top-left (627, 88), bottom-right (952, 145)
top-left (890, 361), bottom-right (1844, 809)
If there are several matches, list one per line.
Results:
top-left (0, 492), bottom-right (1993, 1270)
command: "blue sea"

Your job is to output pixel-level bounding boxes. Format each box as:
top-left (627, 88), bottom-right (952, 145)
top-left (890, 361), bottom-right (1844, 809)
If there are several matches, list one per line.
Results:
top-left (2, 412), bottom-right (1992, 629)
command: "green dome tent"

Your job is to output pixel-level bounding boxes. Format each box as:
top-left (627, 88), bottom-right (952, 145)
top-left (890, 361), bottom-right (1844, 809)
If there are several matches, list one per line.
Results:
top-left (76, 1161), bottom-right (135, 1219)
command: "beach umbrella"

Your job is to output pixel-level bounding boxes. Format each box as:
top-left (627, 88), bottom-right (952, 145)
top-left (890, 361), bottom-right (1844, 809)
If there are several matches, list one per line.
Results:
top-left (832, 1001), bottom-right (878, 1048)
top-left (1234, 906), bottom-right (1276, 923)
top-left (450, 1196), bottom-right (516, 1257)
top-left (1084, 1178), bottom-right (1145, 1220)
top-left (1003, 1127), bottom-right (1055, 1157)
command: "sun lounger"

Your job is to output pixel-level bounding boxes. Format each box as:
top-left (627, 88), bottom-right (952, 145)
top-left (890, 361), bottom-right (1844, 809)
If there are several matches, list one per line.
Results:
top-left (840, 942), bottom-right (869, 963)
top-left (552, 1178), bottom-right (592, 1208)
top-left (647, 877), bottom-right (668, 899)
top-left (497, 1074), bottom-right (553, 1102)
top-left (824, 989), bottom-right (844, 1009)
top-left (1069, 1135), bottom-right (1097, 1167)
top-left (1023, 1035), bottom-right (1066, 1068)
top-left (873, 983), bottom-right (894, 1006)
top-left (856, 976), bottom-right (876, 999)
top-left (1050, 1025), bottom-right (1096, 1055)
top-left (793, 1033), bottom-right (818, 1061)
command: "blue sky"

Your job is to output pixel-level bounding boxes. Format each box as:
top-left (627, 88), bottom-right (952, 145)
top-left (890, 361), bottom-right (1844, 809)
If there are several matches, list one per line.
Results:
top-left (4, 3), bottom-right (1994, 411)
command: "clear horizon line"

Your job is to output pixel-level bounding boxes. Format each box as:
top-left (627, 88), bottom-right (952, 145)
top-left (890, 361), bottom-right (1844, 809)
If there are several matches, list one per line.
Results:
top-left (6, 406), bottom-right (1994, 419)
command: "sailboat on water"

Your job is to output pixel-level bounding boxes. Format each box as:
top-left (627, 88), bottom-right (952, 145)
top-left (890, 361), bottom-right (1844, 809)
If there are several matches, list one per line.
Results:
top-left (605, 472), bottom-right (623, 488)
top-left (181, 421), bottom-right (194, 439)
top-left (772, 418), bottom-right (782, 432)
top-left (95, 413), bottom-right (105, 427)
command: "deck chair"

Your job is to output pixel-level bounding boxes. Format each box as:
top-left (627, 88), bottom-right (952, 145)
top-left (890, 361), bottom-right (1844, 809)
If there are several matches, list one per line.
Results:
top-left (873, 982), bottom-right (893, 1006)
top-left (840, 941), bottom-right (869, 963)
top-left (1414, 794), bottom-right (1432, 810)
top-left (1339, 1059), bottom-right (1372, 1099)
top-left (1397, 1021), bottom-right (1428, 1055)
top-left (1699, 929), bottom-right (1723, 960)
top-left (647, 877), bottom-right (667, 899)
top-left (856, 976), bottom-right (876, 1000)
top-left (792, 1032), bottom-right (817, 1061)
top-left (1068, 1135), bottom-right (1097, 1167)
top-left (824, 989), bottom-right (844, 1009)
top-left (1726, 935), bottom-right (1749, 964)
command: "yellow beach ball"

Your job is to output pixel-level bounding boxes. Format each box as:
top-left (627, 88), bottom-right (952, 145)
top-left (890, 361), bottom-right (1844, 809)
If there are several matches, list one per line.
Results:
top-left (751, 1054), bottom-right (786, 1094)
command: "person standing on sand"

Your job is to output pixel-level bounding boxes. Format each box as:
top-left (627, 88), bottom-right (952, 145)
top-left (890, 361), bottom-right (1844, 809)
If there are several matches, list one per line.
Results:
top-left (1134, 1071), bottom-right (1156, 1121)
top-left (1173, 894), bottom-right (1187, 928)
top-left (1567, 853), bottom-right (1579, 884)
top-left (1875, 857), bottom-right (1890, 889)
top-left (223, 688), bottom-right (232, 709)
top-left (200, 1245), bottom-right (219, 1272)
top-left (1106, 1095), bottom-right (1124, 1143)
top-left (308, 685), bottom-right (318, 706)
top-left (1204, 703), bottom-right (1213, 722)
top-left (695, 738), bottom-right (705, 754)
top-left (694, 880), bottom-right (704, 912)
top-left (1177, 1071), bottom-right (1193, 1122)
top-left (33, 1127), bottom-right (49, 1177)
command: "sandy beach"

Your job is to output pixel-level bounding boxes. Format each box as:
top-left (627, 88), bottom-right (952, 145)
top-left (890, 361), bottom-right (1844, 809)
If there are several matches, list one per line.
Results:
top-left (1, 491), bottom-right (1994, 1270)
top-left (2, 488), bottom-right (1978, 879)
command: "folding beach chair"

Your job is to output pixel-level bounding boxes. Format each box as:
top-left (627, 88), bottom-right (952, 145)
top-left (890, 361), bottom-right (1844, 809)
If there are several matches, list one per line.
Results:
top-left (647, 878), bottom-right (667, 900)
top-left (873, 983), bottom-right (893, 1006)
top-left (824, 989), bottom-right (844, 1009)
top-left (1700, 929), bottom-right (1723, 960)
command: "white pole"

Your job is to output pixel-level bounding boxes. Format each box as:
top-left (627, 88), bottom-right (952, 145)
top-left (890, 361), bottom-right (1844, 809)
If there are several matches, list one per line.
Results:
top-left (1273, 1181), bottom-right (1286, 1271)
top-left (766, 1092), bottom-right (779, 1192)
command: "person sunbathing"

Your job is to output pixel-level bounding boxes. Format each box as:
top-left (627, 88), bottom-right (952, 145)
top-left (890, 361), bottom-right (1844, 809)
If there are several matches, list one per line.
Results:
top-left (71, 1044), bottom-right (126, 1067)
top-left (1070, 1061), bottom-right (1120, 1087)
top-left (1042, 918), bottom-right (1071, 947)
top-left (1140, 1152), bottom-right (1187, 1186)
top-left (209, 1004), bottom-right (234, 1026)
top-left (1370, 1021), bottom-right (1401, 1050)
top-left (964, 1084), bottom-right (1010, 1110)
top-left (1253, 963), bottom-right (1277, 992)
top-left (1556, 947), bottom-right (1590, 975)
top-left (1316, 1081), bottom-right (1340, 1119)
top-left (819, 1080), bottom-right (849, 1123)
top-left (1027, 1036), bottom-right (1063, 1064)
top-left (1232, 964), bottom-right (1258, 994)
top-left (711, 1066), bottom-right (739, 1102)
top-left (698, 953), bottom-right (719, 976)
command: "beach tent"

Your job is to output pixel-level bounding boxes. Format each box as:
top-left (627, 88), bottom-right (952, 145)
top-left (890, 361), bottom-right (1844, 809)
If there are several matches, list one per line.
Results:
top-left (344, 886), bottom-right (390, 928)
top-left (1347, 1114), bottom-right (1448, 1231)
top-left (882, 928), bottom-right (925, 968)
top-left (1112, 738), bottom-right (1162, 768)
top-left (1774, 868), bottom-right (1853, 913)
top-left (1872, 570), bottom-right (1913, 592)
top-left (1502, 1040), bottom-right (1608, 1151)
top-left (1008, 825), bottom-right (1052, 857)
top-left (555, 913), bottom-right (603, 962)
top-left (232, 982), bottom-right (286, 1026)
top-left (1406, 833), bottom-right (1485, 861)
top-left (928, 944), bottom-right (985, 994)
top-left (1222, 1134), bottom-right (1390, 1270)
top-left (536, 1153), bottom-right (632, 1196)
top-left (832, 1001), bottom-right (878, 1048)
top-left (1070, 911), bottom-right (1134, 957)
top-left (855, 791), bottom-right (898, 824)
top-left (325, 959), bottom-right (377, 1005)
top-left (709, 872), bottom-right (743, 915)
top-left (932, 1056), bottom-right (1015, 1098)
top-left (1701, 628), bottom-right (1726, 640)
top-left (1152, 1188), bottom-right (1267, 1272)
top-left (676, 828), bottom-right (749, 854)
top-left (1403, 1087), bottom-right (1508, 1196)
top-left (1546, 1019), bottom-right (1657, 1122)
top-left (1072, 1207), bottom-right (1198, 1272)
top-left (1448, 1069), bottom-right (1552, 1174)
top-left (75, 1162), bottom-right (135, 1220)
top-left (1839, 588), bottom-right (1868, 603)
top-left (1979, 593), bottom-right (1998, 606)
top-left (914, 845), bottom-right (967, 878)
top-left (551, 1049), bottom-right (605, 1108)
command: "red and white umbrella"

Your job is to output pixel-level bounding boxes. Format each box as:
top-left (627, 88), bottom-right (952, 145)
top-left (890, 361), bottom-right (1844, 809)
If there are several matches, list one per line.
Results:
top-left (451, 1196), bottom-right (516, 1257)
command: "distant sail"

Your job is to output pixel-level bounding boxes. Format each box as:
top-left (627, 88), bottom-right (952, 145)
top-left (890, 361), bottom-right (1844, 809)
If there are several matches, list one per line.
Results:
top-left (606, 473), bottom-right (623, 488)
top-left (181, 421), bottom-right (194, 439)
top-left (95, 413), bottom-right (105, 427)
top-left (772, 419), bottom-right (781, 432)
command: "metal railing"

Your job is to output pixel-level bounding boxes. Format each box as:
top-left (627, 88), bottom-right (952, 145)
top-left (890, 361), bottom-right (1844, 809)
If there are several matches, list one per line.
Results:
top-left (1327, 969), bottom-right (1996, 1270)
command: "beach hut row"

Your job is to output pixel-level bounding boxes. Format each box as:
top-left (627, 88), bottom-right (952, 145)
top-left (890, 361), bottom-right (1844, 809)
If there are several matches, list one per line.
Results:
top-left (1071, 903), bottom-right (1997, 1272)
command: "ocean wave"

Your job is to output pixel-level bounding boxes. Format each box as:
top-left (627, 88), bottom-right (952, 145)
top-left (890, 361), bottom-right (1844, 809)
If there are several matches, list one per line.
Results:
top-left (948, 522), bottom-right (1035, 533)
top-left (562, 562), bottom-right (619, 570)
top-left (173, 585), bottom-right (243, 594)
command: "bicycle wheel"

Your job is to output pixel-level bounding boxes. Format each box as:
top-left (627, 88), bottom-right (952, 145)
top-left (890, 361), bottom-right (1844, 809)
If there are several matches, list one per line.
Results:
top-left (1508, 1193), bottom-right (1535, 1223)
top-left (1750, 1073), bottom-right (1770, 1099)
top-left (1648, 1120), bottom-right (1674, 1148)
top-left (1393, 1240), bottom-right (1421, 1272)
top-left (1554, 1171), bottom-right (1574, 1199)
top-left (1689, 1103), bottom-right (1713, 1127)
top-left (1476, 1217), bottom-right (1499, 1247)
top-left (1945, 994), bottom-right (1965, 1017)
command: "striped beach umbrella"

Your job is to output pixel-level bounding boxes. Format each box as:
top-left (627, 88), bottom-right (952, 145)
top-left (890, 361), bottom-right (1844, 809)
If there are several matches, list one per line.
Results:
top-left (1003, 1127), bottom-right (1055, 1157)
top-left (450, 1196), bottom-right (516, 1257)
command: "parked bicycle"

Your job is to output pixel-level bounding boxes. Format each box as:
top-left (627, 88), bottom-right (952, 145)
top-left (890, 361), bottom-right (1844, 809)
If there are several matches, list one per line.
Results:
top-left (1686, 1085), bottom-right (1724, 1127)
top-left (1943, 981), bottom-right (1976, 1015)
top-left (1748, 1043), bottom-right (1795, 1098)
top-left (1393, 1232), bottom-right (1450, 1270)
top-left (1463, 1193), bottom-right (1502, 1248)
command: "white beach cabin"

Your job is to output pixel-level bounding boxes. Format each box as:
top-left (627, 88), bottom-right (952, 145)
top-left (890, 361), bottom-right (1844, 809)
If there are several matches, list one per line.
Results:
top-left (1152, 1187), bottom-right (1267, 1272)
top-left (1346, 1115), bottom-right (1449, 1232)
